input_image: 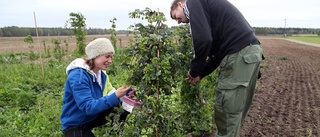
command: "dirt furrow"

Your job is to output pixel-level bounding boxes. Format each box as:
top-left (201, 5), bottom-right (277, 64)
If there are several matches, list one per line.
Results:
top-left (239, 37), bottom-right (320, 137)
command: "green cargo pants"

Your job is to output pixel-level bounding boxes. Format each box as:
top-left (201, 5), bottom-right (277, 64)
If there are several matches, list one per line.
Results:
top-left (214, 44), bottom-right (263, 137)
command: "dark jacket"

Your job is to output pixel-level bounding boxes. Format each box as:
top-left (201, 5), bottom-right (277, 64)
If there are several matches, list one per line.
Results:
top-left (186, 0), bottom-right (259, 78)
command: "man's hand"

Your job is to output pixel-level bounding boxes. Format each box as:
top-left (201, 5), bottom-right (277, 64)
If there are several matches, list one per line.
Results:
top-left (186, 71), bottom-right (201, 84)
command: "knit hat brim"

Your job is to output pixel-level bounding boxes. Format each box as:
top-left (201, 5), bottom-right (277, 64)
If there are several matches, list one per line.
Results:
top-left (85, 38), bottom-right (115, 59)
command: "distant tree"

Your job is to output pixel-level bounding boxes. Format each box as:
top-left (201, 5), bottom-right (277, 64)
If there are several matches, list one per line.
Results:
top-left (2, 26), bottom-right (14, 37)
top-left (0, 28), bottom-right (3, 37)
top-left (317, 31), bottom-right (320, 36)
top-left (21, 27), bottom-right (30, 36)
top-left (37, 28), bottom-right (44, 36)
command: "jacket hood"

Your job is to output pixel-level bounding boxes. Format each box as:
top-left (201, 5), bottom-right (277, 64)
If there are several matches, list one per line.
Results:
top-left (66, 58), bottom-right (90, 75)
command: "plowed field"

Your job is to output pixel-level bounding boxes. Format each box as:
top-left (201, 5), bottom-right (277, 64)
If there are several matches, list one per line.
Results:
top-left (239, 37), bottom-right (320, 137)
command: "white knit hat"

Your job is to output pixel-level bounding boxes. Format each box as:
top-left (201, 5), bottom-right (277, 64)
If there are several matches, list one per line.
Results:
top-left (85, 38), bottom-right (115, 59)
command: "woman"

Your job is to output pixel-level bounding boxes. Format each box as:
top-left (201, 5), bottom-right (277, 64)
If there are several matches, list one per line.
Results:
top-left (60, 38), bottom-right (134, 137)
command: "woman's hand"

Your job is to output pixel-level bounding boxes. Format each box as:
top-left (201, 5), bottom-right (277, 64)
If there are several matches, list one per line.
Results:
top-left (127, 87), bottom-right (136, 98)
top-left (115, 85), bottom-right (131, 98)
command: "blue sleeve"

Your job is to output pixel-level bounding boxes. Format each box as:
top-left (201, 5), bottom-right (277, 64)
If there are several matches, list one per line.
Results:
top-left (69, 69), bottom-right (120, 115)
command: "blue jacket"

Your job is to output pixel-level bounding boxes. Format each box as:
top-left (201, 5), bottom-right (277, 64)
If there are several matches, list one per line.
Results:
top-left (60, 58), bottom-right (120, 130)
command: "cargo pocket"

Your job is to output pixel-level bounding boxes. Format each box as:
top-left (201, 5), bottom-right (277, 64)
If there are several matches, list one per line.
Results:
top-left (219, 54), bottom-right (236, 80)
top-left (234, 51), bottom-right (262, 81)
top-left (243, 52), bottom-right (262, 64)
top-left (215, 81), bottom-right (248, 113)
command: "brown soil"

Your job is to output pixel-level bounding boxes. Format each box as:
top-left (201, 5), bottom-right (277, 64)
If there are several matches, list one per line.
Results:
top-left (0, 34), bottom-right (133, 53)
top-left (238, 37), bottom-right (320, 137)
top-left (200, 36), bottom-right (320, 137)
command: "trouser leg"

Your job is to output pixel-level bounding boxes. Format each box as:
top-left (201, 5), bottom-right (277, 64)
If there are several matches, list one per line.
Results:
top-left (214, 44), bottom-right (262, 137)
top-left (214, 87), bottom-right (248, 137)
top-left (240, 62), bottom-right (260, 124)
top-left (63, 105), bottom-right (130, 137)
top-left (86, 105), bottom-right (130, 129)
top-left (63, 109), bottom-right (114, 137)
top-left (120, 110), bottom-right (130, 122)
top-left (86, 108), bottom-right (114, 128)
top-left (63, 125), bottom-right (95, 137)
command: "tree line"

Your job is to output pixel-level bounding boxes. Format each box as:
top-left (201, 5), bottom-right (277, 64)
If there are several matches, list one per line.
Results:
top-left (0, 26), bottom-right (319, 37)
top-left (254, 27), bottom-right (320, 36)
top-left (0, 26), bottom-right (130, 37)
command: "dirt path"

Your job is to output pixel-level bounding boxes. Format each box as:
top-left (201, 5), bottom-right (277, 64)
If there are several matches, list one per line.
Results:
top-left (283, 38), bottom-right (320, 48)
top-left (239, 37), bottom-right (320, 137)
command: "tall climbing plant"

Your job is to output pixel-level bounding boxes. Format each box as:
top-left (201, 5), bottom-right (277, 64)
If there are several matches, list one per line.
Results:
top-left (65, 12), bottom-right (87, 56)
top-left (123, 8), bottom-right (184, 137)
top-left (122, 7), bottom-right (215, 136)
top-left (109, 17), bottom-right (117, 53)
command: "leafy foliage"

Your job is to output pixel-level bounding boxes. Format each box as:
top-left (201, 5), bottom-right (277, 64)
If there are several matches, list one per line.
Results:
top-left (23, 35), bottom-right (38, 60)
top-left (173, 25), bottom-right (215, 135)
top-left (66, 12), bottom-right (87, 56)
top-left (0, 59), bottom-right (66, 136)
top-left (123, 8), bottom-right (216, 136)
top-left (109, 17), bottom-right (118, 53)
top-left (50, 38), bottom-right (69, 62)
top-left (42, 40), bottom-right (51, 58)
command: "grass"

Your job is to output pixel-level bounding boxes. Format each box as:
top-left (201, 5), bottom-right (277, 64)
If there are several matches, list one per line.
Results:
top-left (0, 50), bottom-right (129, 136)
top-left (287, 34), bottom-right (320, 44)
top-left (278, 56), bottom-right (289, 60)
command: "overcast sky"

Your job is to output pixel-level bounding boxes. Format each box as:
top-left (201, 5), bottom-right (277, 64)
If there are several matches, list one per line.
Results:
top-left (0, 0), bottom-right (319, 30)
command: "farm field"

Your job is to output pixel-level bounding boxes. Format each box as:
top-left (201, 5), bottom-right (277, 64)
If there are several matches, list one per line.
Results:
top-left (0, 34), bottom-right (133, 53)
top-left (287, 35), bottom-right (320, 44)
top-left (238, 36), bottom-right (320, 136)
top-left (1, 35), bottom-right (320, 136)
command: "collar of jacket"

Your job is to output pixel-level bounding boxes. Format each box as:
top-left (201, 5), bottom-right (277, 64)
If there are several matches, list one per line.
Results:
top-left (86, 69), bottom-right (103, 89)
top-left (183, 1), bottom-right (190, 20)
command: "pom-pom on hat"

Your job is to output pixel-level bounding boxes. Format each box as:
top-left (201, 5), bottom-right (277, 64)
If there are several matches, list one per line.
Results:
top-left (85, 38), bottom-right (115, 59)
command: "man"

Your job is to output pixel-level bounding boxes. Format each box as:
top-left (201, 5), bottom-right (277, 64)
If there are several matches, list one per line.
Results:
top-left (170, 0), bottom-right (263, 136)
